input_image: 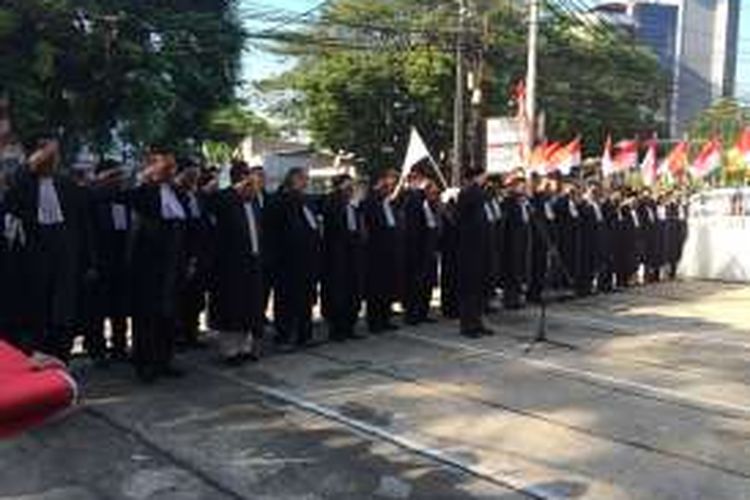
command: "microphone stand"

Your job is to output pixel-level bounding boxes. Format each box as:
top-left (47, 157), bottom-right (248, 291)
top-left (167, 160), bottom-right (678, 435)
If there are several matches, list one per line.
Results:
top-left (525, 200), bottom-right (575, 351)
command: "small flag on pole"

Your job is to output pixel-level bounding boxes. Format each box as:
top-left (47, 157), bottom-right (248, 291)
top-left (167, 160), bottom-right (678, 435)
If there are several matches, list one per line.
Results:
top-left (601, 135), bottom-right (615, 177)
top-left (661, 140), bottom-right (689, 182)
top-left (399, 127), bottom-right (447, 189)
top-left (640, 139), bottom-right (658, 186)
top-left (613, 139), bottom-right (639, 172)
top-left (691, 138), bottom-right (722, 179)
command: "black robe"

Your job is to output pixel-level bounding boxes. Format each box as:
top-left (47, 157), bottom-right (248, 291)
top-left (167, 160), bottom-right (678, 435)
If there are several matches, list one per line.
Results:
top-left (598, 199), bottom-right (618, 292)
top-left (269, 188), bottom-right (321, 344)
top-left (500, 194), bottom-right (531, 308)
top-left (637, 199), bottom-right (660, 281)
top-left (553, 195), bottom-right (581, 290)
top-left (402, 188), bottom-right (439, 323)
top-left (4, 169), bottom-right (90, 357)
top-left (576, 200), bottom-right (603, 296)
top-left (362, 193), bottom-right (404, 330)
top-left (321, 193), bottom-right (364, 338)
top-left (128, 183), bottom-right (188, 374)
top-left (206, 189), bottom-right (263, 333)
top-left (665, 201), bottom-right (686, 278)
top-left (528, 193), bottom-right (553, 302)
top-left (457, 183), bottom-right (492, 333)
top-left (439, 200), bottom-right (460, 318)
top-left (614, 204), bottom-right (639, 287)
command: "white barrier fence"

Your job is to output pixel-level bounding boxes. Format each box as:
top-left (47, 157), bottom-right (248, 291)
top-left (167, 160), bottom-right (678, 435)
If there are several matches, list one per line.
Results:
top-left (679, 188), bottom-right (750, 283)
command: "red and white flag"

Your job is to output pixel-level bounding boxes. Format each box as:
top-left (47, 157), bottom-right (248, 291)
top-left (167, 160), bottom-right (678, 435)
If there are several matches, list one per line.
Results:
top-left (614, 139), bottom-right (639, 171)
top-left (660, 140), bottom-right (689, 183)
top-left (601, 135), bottom-right (615, 177)
top-left (640, 139), bottom-right (659, 186)
top-left (737, 127), bottom-right (750, 165)
top-left (546, 136), bottom-right (581, 175)
top-left (691, 138), bottom-right (722, 179)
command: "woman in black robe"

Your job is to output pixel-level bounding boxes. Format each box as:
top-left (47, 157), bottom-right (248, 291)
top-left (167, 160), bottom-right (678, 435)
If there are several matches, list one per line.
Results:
top-left (206, 163), bottom-right (264, 362)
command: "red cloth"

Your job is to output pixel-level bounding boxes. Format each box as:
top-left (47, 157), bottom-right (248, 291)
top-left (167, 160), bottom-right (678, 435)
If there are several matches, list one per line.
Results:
top-left (0, 340), bottom-right (77, 438)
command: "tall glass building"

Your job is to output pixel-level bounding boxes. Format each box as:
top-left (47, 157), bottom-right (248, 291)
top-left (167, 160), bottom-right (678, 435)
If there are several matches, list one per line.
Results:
top-left (589, 0), bottom-right (740, 136)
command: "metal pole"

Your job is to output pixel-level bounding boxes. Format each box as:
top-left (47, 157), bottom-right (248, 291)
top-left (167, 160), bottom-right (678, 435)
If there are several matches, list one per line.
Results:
top-left (453, 0), bottom-right (468, 186)
top-left (525, 0), bottom-right (539, 152)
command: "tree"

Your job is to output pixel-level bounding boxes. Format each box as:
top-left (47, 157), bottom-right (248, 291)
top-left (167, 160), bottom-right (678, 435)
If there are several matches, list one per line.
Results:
top-left (0, 0), bottom-right (245, 156)
top-left (262, 0), bottom-right (668, 174)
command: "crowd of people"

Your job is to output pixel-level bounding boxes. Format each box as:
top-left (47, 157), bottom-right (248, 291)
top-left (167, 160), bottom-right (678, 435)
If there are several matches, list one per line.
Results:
top-left (0, 135), bottom-right (689, 383)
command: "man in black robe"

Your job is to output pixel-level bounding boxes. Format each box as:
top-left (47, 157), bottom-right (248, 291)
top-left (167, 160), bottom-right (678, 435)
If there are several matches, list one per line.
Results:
top-left (637, 189), bottom-right (660, 283)
top-left (321, 174), bottom-right (365, 341)
top-left (576, 182), bottom-right (606, 296)
top-left (439, 191), bottom-right (460, 319)
top-left (598, 188), bottom-right (619, 293)
top-left (175, 159), bottom-right (211, 349)
top-left (269, 167), bottom-right (321, 348)
top-left (457, 168), bottom-right (494, 338)
top-left (248, 165), bottom-right (274, 324)
top-left (527, 174), bottom-right (555, 303)
top-left (553, 180), bottom-right (582, 292)
top-left (614, 193), bottom-right (640, 288)
top-left (665, 193), bottom-right (687, 279)
top-left (206, 162), bottom-right (264, 363)
top-left (4, 136), bottom-right (91, 361)
top-left (84, 160), bottom-right (131, 362)
top-left (485, 180), bottom-right (504, 311)
top-left (363, 169), bottom-right (404, 333)
top-left (402, 168), bottom-right (440, 325)
top-left (128, 147), bottom-right (188, 383)
top-left (500, 174), bottom-right (531, 309)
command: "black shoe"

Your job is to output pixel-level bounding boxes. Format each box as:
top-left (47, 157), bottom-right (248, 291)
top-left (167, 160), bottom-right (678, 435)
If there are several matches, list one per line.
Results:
top-left (422, 317), bottom-right (438, 324)
top-left (384, 323), bottom-right (400, 332)
top-left (481, 327), bottom-right (496, 336)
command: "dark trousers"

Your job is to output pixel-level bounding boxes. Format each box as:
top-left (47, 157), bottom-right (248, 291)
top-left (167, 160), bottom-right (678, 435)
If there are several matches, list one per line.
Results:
top-left (132, 316), bottom-right (175, 377)
top-left (366, 295), bottom-right (394, 332)
top-left (459, 292), bottom-right (485, 334)
top-left (275, 279), bottom-right (315, 345)
top-left (404, 270), bottom-right (433, 323)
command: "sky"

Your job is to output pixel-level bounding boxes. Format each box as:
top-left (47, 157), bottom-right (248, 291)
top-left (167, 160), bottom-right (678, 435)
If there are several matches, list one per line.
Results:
top-left (241, 0), bottom-right (750, 101)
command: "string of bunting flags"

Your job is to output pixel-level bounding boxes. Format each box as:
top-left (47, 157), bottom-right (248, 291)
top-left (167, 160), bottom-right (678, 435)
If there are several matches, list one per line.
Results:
top-left (523, 127), bottom-right (750, 185)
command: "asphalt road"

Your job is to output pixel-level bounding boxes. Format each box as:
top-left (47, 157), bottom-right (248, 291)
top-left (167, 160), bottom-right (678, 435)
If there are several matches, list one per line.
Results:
top-left (3, 280), bottom-right (750, 500)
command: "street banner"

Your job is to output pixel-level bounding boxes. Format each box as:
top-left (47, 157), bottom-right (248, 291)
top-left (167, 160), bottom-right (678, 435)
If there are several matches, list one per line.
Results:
top-left (486, 117), bottom-right (523, 174)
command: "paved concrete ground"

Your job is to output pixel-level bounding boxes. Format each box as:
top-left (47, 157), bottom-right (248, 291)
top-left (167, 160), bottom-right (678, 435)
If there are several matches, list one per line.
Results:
top-left (3, 280), bottom-right (750, 500)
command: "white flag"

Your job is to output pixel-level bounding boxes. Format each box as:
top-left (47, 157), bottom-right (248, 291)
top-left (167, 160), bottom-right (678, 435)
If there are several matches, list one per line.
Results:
top-left (400, 127), bottom-right (432, 180)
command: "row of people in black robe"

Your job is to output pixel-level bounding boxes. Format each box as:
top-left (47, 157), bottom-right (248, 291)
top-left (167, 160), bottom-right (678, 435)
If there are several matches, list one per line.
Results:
top-left (0, 137), bottom-right (688, 382)
top-left (451, 167), bottom-right (688, 336)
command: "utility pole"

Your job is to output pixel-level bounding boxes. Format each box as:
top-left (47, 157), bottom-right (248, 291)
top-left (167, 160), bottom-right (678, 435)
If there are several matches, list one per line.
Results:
top-left (452, 0), bottom-right (468, 186)
top-left (525, 0), bottom-right (540, 152)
